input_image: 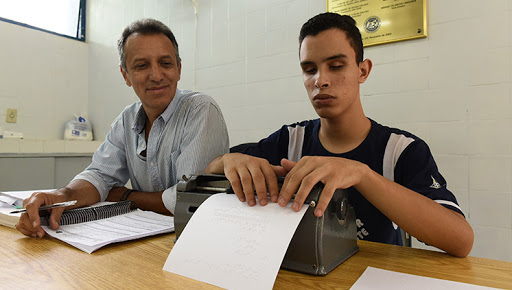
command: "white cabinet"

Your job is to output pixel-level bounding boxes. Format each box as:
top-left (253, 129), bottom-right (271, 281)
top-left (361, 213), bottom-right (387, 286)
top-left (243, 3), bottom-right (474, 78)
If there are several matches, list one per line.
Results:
top-left (0, 154), bottom-right (92, 190)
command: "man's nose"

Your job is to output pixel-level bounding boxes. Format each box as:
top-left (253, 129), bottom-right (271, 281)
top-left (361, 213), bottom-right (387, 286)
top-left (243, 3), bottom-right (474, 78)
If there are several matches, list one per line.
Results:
top-left (314, 70), bottom-right (329, 88)
top-left (149, 65), bottom-right (164, 81)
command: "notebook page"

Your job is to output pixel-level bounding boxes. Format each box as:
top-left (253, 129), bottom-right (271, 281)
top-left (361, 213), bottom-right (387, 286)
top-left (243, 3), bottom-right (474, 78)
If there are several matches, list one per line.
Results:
top-left (43, 210), bottom-right (174, 253)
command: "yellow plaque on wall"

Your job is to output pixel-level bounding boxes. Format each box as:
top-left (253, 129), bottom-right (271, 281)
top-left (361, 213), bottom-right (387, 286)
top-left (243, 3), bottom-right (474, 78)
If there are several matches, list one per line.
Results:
top-left (327, 0), bottom-right (427, 47)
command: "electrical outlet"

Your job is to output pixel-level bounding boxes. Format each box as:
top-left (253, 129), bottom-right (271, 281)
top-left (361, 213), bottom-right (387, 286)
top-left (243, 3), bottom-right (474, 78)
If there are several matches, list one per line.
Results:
top-left (6, 108), bottom-right (17, 123)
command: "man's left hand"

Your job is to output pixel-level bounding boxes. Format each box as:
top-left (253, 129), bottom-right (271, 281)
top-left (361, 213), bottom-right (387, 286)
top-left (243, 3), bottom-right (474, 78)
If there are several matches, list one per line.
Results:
top-left (278, 156), bottom-right (368, 217)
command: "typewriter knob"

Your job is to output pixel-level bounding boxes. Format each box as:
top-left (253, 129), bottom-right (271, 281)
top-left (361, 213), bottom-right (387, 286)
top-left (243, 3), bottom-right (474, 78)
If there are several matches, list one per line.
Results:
top-left (335, 198), bottom-right (348, 221)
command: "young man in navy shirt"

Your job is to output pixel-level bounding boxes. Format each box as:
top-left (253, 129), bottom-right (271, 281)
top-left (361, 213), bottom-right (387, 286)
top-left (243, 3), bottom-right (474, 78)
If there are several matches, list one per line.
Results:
top-left (206, 12), bottom-right (473, 257)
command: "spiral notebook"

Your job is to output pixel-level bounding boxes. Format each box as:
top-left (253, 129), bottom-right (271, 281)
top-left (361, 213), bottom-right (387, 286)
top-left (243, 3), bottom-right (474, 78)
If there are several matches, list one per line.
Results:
top-left (41, 201), bottom-right (174, 253)
top-left (39, 200), bottom-right (138, 226)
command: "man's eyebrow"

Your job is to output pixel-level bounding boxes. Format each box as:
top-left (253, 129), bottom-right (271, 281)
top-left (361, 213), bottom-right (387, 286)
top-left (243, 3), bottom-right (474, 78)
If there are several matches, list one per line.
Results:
top-left (300, 60), bottom-right (314, 67)
top-left (325, 54), bottom-right (347, 61)
top-left (131, 57), bottom-right (147, 63)
top-left (300, 54), bottom-right (348, 67)
top-left (131, 55), bottom-right (173, 62)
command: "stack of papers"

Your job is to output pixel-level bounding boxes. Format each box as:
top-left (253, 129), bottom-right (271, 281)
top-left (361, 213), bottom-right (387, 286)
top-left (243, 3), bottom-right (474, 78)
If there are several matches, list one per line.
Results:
top-left (43, 208), bottom-right (174, 253)
top-left (0, 208), bottom-right (21, 228)
top-left (0, 190), bottom-right (175, 254)
top-left (0, 189), bottom-right (54, 228)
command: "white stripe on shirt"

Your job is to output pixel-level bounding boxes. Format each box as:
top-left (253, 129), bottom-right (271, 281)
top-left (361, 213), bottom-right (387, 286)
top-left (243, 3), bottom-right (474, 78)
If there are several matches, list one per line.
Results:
top-left (435, 200), bottom-right (462, 212)
top-left (287, 125), bottom-right (305, 162)
top-left (382, 133), bottom-right (414, 181)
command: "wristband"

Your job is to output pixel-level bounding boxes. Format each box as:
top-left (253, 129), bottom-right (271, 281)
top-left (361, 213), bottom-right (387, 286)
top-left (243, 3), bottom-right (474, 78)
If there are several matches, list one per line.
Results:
top-left (120, 189), bottom-right (135, 201)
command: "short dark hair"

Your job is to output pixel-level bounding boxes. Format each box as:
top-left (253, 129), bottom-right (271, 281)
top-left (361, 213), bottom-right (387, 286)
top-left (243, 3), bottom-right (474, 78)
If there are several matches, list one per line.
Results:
top-left (117, 18), bottom-right (181, 71)
top-left (299, 13), bottom-right (363, 64)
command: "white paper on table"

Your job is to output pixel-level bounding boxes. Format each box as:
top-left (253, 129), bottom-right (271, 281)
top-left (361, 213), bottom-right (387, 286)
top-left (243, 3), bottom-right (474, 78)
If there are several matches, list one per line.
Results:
top-left (43, 209), bottom-right (174, 253)
top-left (0, 189), bottom-right (54, 207)
top-left (350, 266), bottom-right (499, 290)
top-left (163, 193), bottom-right (308, 290)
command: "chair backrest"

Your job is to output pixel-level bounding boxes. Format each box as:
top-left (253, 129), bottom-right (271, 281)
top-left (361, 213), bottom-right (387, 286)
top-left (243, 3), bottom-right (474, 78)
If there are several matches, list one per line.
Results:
top-left (401, 228), bottom-right (411, 247)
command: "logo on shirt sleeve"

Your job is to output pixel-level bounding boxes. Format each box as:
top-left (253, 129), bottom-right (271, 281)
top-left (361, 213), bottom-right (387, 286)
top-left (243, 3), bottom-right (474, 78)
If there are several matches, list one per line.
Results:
top-left (430, 175), bottom-right (441, 189)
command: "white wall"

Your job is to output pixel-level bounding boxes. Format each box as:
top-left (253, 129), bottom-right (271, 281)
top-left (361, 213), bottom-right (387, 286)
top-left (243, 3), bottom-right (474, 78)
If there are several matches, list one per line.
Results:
top-left (2, 0), bottom-right (510, 262)
top-left (85, 0), bottom-right (322, 141)
top-left (0, 21), bottom-right (88, 139)
top-left (363, 1), bottom-right (512, 261)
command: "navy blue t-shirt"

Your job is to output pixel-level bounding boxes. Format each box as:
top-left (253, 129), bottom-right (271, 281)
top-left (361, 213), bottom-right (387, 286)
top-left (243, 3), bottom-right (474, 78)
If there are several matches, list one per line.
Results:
top-left (233, 118), bottom-right (464, 246)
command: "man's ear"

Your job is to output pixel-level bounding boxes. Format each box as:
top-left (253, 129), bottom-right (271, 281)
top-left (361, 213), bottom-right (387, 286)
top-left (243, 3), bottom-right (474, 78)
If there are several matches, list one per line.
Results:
top-left (120, 66), bottom-right (132, 87)
top-left (358, 59), bottom-right (372, 84)
top-left (177, 62), bottom-right (182, 82)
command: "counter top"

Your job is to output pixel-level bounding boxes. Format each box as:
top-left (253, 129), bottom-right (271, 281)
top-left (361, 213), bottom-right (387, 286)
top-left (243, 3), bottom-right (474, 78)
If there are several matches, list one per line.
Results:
top-left (0, 139), bottom-right (102, 154)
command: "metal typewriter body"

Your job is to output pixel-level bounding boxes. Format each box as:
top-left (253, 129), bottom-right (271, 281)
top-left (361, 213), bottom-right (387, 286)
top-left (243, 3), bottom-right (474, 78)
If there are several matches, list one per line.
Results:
top-left (174, 174), bottom-right (359, 276)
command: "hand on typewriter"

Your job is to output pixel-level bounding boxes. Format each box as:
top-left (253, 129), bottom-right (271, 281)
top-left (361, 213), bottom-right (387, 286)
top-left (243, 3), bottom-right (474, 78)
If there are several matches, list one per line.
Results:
top-left (206, 153), bottom-right (288, 206)
top-left (278, 156), bottom-right (367, 217)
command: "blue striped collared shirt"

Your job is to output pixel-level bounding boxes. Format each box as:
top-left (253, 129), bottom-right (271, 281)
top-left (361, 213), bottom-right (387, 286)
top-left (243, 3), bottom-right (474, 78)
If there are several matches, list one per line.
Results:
top-left (73, 89), bottom-right (229, 213)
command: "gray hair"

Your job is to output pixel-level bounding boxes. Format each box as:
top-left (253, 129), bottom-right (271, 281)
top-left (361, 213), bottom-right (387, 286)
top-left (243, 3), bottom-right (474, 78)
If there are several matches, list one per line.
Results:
top-left (117, 18), bottom-right (181, 71)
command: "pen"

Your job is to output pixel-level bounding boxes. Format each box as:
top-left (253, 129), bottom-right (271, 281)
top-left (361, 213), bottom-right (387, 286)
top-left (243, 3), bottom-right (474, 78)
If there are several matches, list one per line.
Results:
top-left (9, 200), bottom-right (77, 214)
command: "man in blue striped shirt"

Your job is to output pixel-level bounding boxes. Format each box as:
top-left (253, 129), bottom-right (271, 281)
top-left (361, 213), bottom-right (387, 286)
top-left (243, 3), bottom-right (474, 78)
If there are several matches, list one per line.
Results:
top-left (17, 19), bottom-right (229, 238)
top-left (206, 13), bottom-right (473, 257)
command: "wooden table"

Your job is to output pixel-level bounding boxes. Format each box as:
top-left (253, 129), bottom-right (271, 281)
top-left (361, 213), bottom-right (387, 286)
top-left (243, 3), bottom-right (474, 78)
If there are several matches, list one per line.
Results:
top-left (1, 226), bottom-right (511, 289)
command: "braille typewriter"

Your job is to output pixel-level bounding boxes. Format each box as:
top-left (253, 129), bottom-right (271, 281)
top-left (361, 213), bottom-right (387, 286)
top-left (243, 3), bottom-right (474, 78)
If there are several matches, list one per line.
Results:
top-left (174, 174), bottom-right (359, 275)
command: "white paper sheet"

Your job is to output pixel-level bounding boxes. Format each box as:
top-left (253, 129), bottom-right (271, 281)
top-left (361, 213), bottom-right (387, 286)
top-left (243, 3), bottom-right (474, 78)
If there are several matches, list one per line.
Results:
top-left (0, 189), bottom-right (55, 228)
top-left (43, 209), bottom-right (174, 253)
top-left (163, 193), bottom-right (308, 290)
top-left (0, 189), bottom-right (54, 207)
top-left (350, 267), bottom-right (498, 290)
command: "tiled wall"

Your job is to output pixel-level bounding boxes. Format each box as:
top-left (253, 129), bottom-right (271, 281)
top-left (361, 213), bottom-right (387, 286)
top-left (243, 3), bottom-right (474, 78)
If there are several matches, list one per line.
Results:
top-left (86, 0), bottom-right (324, 142)
top-left (0, 20), bottom-right (88, 140)
top-left (360, 1), bottom-right (512, 261)
top-left (0, 0), bottom-right (502, 261)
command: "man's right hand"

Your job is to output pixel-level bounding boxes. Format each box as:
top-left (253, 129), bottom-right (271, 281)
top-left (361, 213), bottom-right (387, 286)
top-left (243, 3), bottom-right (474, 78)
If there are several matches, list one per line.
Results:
top-left (16, 190), bottom-right (67, 238)
top-left (205, 153), bottom-right (288, 206)
top-left (16, 180), bottom-right (100, 238)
